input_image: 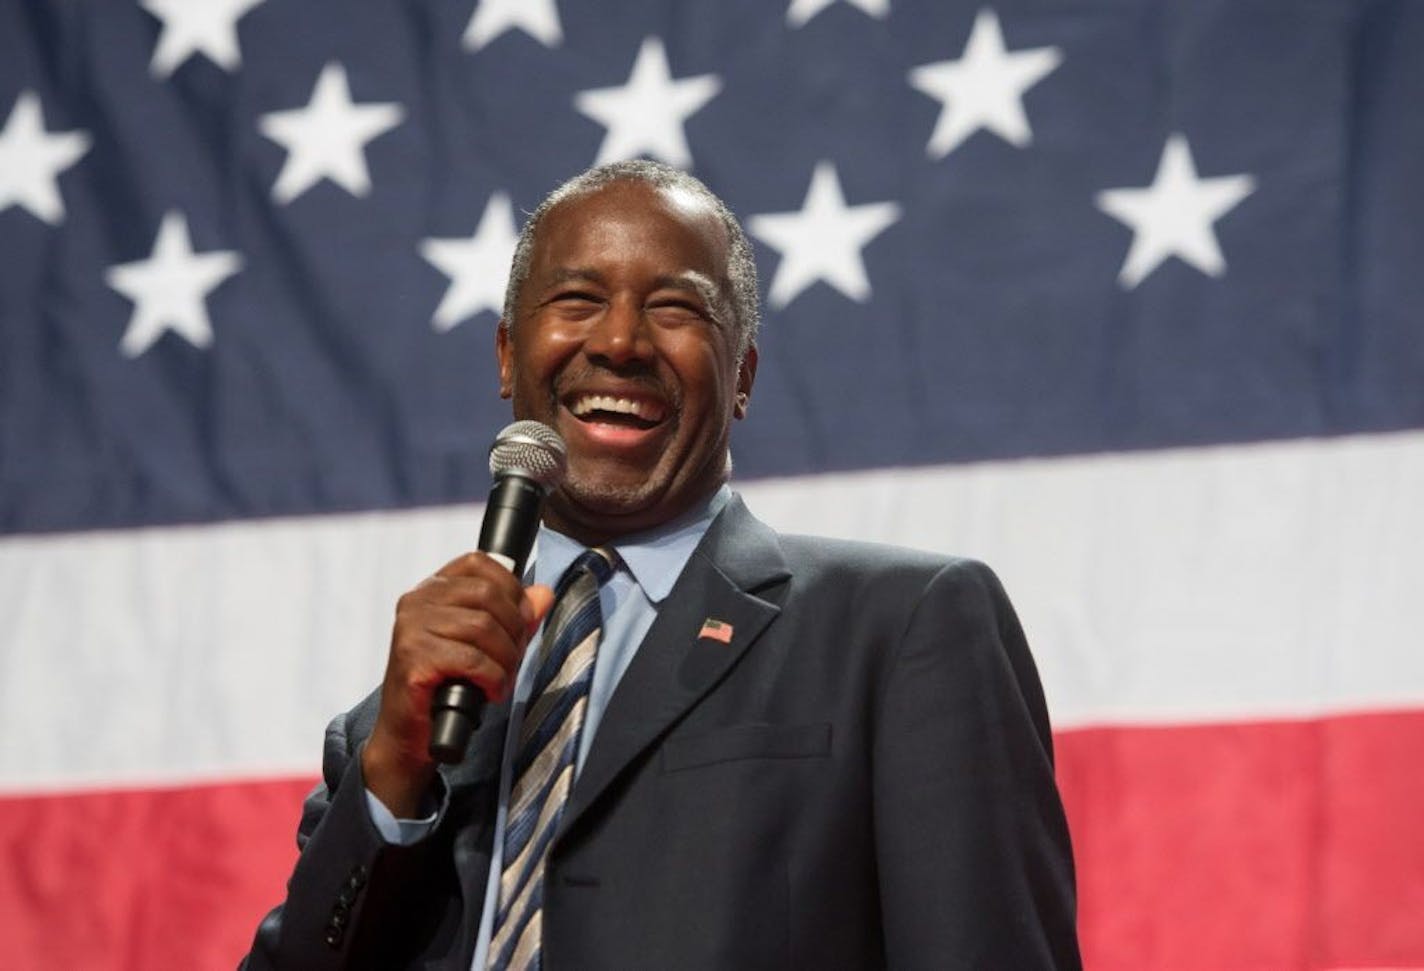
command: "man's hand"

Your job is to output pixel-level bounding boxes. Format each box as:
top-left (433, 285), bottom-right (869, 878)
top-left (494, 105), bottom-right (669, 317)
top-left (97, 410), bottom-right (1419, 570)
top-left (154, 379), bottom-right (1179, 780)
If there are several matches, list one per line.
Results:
top-left (362, 551), bottom-right (555, 817)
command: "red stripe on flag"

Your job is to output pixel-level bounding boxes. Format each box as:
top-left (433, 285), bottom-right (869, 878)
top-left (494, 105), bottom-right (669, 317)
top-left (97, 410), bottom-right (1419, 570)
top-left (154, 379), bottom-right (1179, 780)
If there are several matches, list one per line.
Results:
top-left (1058, 709), bottom-right (1424, 971)
top-left (2, 712), bottom-right (1422, 969)
top-left (0, 776), bottom-right (314, 970)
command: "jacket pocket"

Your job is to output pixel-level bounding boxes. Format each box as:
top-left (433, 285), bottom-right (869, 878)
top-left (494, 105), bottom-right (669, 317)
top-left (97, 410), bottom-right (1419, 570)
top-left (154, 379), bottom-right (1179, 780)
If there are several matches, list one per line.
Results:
top-left (662, 722), bottom-right (832, 773)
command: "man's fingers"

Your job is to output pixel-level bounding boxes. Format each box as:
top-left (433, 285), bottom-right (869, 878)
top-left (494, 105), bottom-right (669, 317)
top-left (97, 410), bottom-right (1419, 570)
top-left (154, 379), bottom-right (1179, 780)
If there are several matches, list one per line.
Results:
top-left (418, 604), bottom-right (525, 672)
top-left (399, 631), bottom-right (520, 704)
top-left (405, 573), bottom-right (527, 632)
top-left (387, 566), bottom-right (557, 722)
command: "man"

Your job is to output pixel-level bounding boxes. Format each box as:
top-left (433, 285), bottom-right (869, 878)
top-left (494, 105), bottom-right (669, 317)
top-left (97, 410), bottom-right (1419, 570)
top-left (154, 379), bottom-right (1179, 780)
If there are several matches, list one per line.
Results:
top-left (246, 160), bottom-right (1080, 969)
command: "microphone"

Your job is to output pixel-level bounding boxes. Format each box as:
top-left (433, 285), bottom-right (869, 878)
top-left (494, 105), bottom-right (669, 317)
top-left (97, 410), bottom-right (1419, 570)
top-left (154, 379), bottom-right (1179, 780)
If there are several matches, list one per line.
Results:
top-left (428, 420), bottom-right (567, 764)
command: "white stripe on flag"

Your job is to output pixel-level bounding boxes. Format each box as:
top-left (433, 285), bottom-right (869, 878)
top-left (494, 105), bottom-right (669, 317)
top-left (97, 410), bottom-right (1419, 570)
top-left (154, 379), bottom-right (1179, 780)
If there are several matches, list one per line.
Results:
top-left (746, 429), bottom-right (1424, 728)
top-left (2, 430), bottom-right (1421, 791)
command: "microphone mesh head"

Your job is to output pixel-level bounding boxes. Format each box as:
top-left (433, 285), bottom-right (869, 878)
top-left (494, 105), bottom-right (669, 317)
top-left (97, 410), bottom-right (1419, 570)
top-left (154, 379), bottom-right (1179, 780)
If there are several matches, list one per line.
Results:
top-left (488, 420), bottom-right (567, 490)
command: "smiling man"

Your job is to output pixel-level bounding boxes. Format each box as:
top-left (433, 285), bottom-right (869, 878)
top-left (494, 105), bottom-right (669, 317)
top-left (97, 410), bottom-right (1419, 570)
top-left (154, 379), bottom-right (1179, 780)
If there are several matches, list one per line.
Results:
top-left (245, 161), bottom-right (1081, 970)
top-left (496, 173), bottom-right (755, 543)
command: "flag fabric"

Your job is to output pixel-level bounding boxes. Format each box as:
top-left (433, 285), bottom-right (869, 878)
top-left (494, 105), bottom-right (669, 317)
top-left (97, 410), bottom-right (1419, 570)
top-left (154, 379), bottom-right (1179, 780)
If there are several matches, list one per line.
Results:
top-left (2, 1), bottom-right (1423, 968)
top-left (697, 618), bottom-right (734, 644)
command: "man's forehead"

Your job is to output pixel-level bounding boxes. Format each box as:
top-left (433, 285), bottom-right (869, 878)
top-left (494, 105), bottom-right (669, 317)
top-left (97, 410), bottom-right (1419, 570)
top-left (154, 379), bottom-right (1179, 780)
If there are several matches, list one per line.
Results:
top-left (540, 179), bottom-right (722, 243)
top-left (523, 181), bottom-right (727, 283)
top-left (545, 263), bottom-right (718, 288)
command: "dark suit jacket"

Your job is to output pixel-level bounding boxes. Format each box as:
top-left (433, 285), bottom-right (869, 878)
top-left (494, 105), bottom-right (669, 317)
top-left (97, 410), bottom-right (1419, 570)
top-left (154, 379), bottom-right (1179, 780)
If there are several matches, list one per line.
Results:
top-left (245, 496), bottom-right (1080, 969)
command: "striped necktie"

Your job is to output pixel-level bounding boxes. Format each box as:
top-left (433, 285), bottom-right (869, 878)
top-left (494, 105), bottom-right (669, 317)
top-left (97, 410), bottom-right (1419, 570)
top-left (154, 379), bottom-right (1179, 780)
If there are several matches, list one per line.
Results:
top-left (487, 547), bottom-right (617, 971)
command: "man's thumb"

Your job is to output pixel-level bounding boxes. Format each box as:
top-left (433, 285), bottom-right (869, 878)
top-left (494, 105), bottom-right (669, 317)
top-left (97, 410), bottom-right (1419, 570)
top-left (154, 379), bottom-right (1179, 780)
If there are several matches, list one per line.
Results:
top-left (523, 584), bottom-right (556, 635)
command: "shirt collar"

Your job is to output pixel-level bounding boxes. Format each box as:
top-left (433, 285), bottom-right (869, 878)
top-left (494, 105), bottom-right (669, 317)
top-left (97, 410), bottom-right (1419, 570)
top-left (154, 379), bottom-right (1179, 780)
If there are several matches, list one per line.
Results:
top-left (530, 485), bottom-right (731, 603)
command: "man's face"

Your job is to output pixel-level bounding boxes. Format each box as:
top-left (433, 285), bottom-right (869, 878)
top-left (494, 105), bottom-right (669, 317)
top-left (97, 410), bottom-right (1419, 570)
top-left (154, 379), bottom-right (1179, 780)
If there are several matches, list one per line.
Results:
top-left (497, 180), bottom-right (756, 544)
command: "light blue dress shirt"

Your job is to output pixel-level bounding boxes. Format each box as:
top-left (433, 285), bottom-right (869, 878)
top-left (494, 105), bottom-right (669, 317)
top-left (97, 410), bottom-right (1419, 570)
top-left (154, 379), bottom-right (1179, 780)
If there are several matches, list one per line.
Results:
top-left (365, 485), bottom-right (731, 968)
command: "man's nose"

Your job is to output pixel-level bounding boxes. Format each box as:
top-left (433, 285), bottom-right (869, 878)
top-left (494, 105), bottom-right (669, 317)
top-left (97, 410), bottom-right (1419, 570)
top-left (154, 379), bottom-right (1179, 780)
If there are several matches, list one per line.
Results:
top-left (583, 295), bottom-right (653, 367)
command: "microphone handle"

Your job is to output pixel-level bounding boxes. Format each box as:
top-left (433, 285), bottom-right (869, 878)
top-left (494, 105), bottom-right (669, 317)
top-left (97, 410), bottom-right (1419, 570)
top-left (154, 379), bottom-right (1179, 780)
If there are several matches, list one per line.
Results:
top-left (428, 475), bottom-right (544, 763)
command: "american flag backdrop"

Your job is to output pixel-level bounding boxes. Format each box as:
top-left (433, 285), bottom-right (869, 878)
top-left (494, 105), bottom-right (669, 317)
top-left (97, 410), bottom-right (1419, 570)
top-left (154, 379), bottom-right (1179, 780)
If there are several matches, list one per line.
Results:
top-left (3, 1), bottom-right (1423, 967)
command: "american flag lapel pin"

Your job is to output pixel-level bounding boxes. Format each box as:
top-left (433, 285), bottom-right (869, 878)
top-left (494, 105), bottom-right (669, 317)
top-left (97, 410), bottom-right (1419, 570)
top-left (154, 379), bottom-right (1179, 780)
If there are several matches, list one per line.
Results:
top-left (697, 618), bottom-right (734, 644)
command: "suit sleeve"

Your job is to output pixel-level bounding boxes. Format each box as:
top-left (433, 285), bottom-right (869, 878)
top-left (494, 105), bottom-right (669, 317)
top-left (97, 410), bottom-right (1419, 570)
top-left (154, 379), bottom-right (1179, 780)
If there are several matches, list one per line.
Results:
top-left (872, 558), bottom-right (1081, 970)
top-left (241, 695), bottom-right (453, 970)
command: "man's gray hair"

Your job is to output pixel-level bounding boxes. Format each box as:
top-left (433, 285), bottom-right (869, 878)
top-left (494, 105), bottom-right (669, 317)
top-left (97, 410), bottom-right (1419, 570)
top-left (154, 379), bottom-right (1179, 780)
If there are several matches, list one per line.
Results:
top-left (501, 160), bottom-right (761, 355)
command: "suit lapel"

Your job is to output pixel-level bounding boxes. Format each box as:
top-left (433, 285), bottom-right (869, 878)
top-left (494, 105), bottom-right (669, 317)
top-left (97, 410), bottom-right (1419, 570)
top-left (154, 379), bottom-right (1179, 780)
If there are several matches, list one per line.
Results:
top-left (557, 496), bottom-right (790, 841)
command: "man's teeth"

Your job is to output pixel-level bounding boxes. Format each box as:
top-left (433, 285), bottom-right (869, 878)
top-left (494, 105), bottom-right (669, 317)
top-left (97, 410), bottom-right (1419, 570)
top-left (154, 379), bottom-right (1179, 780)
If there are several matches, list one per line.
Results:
top-left (570, 395), bottom-right (663, 421)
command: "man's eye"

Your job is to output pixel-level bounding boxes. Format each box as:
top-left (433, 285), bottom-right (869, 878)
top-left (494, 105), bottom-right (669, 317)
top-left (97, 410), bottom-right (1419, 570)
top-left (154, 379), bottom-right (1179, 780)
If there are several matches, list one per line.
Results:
top-left (549, 292), bottom-right (603, 316)
top-left (648, 301), bottom-right (706, 322)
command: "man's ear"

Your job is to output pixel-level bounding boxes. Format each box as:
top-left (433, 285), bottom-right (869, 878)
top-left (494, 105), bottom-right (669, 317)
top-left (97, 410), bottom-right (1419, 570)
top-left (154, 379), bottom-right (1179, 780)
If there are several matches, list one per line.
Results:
top-left (734, 344), bottom-right (757, 419)
top-left (496, 320), bottom-right (513, 399)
